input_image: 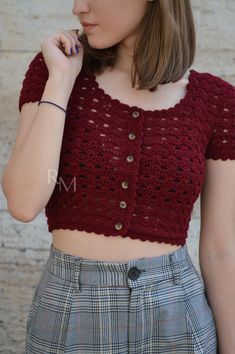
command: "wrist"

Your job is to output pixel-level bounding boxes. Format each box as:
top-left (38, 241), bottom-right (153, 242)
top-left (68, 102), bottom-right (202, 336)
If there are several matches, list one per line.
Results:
top-left (42, 77), bottom-right (74, 107)
top-left (48, 74), bottom-right (75, 94)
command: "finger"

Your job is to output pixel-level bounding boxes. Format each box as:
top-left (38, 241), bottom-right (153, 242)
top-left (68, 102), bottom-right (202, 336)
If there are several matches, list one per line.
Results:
top-left (66, 29), bottom-right (82, 48)
top-left (70, 28), bottom-right (81, 40)
top-left (61, 30), bottom-right (81, 55)
top-left (58, 31), bottom-right (80, 56)
top-left (53, 31), bottom-right (76, 56)
top-left (60, 29), bottom-right (81, 45)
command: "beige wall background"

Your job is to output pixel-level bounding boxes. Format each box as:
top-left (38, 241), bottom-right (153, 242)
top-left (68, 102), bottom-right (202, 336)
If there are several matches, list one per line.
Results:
top-left (0, 0), bottom-right (234, 353)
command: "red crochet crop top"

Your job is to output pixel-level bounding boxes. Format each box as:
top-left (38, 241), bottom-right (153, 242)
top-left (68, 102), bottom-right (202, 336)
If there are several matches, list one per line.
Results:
top-left (18, 52), bottom-right (235, 246)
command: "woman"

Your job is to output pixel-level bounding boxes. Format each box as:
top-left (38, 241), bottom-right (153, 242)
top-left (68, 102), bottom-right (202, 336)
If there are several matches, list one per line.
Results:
top-left (2, 0), bottom-right (235, 353)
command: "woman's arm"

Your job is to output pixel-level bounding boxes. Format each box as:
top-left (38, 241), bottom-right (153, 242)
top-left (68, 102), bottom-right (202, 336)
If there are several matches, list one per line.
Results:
top-left (199, 159), bottom-right (235, 354)
top-left (200, 247), bottom-right (235, 353)
top-left (1, 75), bottom-right (75, 221)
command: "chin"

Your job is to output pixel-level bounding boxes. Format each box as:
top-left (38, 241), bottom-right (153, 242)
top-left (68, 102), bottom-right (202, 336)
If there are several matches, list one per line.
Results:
top-left (87, 38), bottom-right (119, 50)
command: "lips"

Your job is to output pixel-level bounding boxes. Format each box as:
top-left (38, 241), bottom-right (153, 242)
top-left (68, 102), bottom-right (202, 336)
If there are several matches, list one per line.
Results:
top-left (82, 23), bottom-right (97, 33)
top-left (81, 22), bottom-right (97, 26)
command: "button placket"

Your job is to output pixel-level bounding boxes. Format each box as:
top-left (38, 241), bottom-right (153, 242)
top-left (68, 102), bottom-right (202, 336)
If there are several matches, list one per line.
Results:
top-left (115, 110), bottom-right (140, 233)
top-left (127, 110), bottom-right (139, 163)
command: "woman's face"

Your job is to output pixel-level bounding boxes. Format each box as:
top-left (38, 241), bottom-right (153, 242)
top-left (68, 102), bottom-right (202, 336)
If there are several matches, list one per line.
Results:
top-left (72, 0), bottom-right (150, 49)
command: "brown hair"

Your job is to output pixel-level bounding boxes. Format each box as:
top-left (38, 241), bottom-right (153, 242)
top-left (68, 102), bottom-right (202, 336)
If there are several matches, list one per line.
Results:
top-left (79, 0), bottom-right (196, 92)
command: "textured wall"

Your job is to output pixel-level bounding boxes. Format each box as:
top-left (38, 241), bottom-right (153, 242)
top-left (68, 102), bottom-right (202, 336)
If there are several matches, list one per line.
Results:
top-left (0, 0), bottom-right (234, 353)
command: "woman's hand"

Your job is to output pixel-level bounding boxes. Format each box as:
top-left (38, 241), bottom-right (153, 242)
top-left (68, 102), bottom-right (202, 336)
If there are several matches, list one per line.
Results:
top-left (41, 29), bottom-right (84, 81)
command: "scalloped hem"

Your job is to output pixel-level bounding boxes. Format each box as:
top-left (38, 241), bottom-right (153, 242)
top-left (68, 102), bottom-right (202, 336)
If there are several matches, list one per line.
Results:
top-left (48, 223), bottom-right (185, 246)
top-left (205, 155), bottom-right (235, 161)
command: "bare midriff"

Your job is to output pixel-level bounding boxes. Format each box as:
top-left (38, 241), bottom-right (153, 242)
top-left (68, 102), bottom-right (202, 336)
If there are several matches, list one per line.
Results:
top-left (51, 67), bottom-right (189, 262)
top-left (52, 229), bottom-right (182, 261)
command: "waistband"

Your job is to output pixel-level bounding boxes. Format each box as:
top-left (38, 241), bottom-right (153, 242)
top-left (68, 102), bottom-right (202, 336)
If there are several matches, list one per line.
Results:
top-left (45, 243), bottom-right (194, 291)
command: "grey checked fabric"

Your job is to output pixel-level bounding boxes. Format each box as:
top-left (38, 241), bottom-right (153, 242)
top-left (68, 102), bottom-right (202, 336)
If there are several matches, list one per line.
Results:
top-left (25, 243), bottom-right (217, 353)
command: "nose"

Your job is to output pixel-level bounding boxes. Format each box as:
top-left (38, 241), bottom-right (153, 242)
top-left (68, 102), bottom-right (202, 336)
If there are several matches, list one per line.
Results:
top-left (72, 0), bottom-right (90, 16)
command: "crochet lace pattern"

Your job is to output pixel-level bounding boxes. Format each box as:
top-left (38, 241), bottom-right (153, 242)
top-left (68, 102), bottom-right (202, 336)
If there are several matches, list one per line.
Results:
top-left (19, 52), bottom-right (235, 246)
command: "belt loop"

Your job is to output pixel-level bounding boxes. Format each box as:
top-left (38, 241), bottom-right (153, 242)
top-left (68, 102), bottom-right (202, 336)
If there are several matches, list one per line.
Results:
top-left (72, 259), bottom-right (81, 292)
top-left (169, 253), bottom-right (181, 285)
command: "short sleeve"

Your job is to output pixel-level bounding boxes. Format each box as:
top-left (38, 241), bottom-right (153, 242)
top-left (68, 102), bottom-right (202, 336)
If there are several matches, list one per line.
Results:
top-left (18, 51), bottom-right (49, 113)
top-left (205, 79), bottom-right (235, 160)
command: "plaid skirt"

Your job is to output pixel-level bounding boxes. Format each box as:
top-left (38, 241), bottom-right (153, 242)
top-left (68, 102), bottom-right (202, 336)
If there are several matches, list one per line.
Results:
top-left (25, 243), bottom-right (217, 354)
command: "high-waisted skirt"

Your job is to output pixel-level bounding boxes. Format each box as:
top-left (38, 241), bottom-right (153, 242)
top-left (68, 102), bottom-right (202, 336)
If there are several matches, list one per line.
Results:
top-left (25, 243), bottom-right (217, 353)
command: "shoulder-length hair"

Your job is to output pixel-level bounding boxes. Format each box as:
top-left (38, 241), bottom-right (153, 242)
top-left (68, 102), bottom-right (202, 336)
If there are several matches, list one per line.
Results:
top-left (79, 0), bottom-right (196, 92)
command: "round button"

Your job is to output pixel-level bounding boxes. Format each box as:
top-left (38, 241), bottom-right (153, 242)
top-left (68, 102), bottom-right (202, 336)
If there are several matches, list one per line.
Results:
top-left (132, 111), bottom-right (140, 118)
top-left (119, 201), bottom-right (127, 208)
top-left (115, 222), bottom-right (123, 230)
top-left (128, 132), bottom-right (136, 140)
top-left (121, 181), bottom-right (129, 189)
top-left (127, 155), bottom-right (134, 163)
top-left (128, 266), bottom-right (142, 280)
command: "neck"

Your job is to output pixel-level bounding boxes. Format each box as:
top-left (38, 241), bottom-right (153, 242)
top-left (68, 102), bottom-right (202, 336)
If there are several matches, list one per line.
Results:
top-left (114, 36), bottom-right (135, 74)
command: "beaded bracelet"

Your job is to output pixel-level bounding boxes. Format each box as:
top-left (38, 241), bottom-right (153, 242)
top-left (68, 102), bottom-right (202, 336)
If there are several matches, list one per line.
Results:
top-left (38, 100), bottom-right (67, 114)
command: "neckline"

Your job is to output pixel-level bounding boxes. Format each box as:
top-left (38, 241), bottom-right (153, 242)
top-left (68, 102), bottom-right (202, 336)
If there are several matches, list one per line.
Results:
top-left (89, 69), bottom-right (197, 114)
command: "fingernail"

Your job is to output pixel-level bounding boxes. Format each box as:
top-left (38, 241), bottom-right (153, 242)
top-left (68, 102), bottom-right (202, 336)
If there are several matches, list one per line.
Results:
top-left (75, 45), bottom-right (79, 53)
top-left (70, 47), bottom-right (73, 55)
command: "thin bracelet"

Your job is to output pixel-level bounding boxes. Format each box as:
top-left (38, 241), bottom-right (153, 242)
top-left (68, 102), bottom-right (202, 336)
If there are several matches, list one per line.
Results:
top-left (38, 100), bottom-right (67, 114)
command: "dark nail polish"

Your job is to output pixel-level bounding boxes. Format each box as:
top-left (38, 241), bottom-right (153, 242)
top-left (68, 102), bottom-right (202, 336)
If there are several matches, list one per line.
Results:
top-left (70, 47), bottom-right (73, 55)
top-left (75, 45), bottom-right (79, 53)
